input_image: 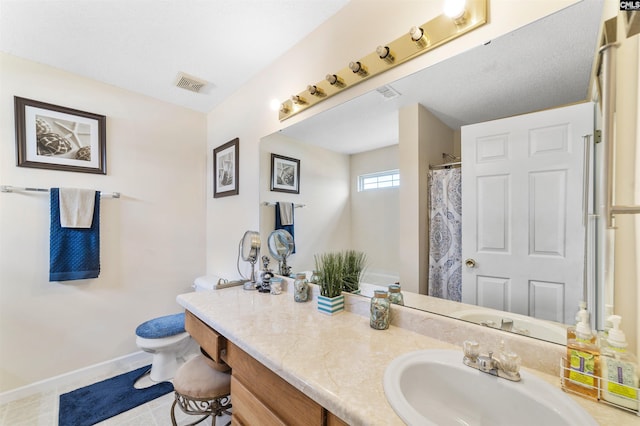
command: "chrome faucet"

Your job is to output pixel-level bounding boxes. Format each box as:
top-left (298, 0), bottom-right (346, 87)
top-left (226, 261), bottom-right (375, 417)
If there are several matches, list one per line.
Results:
top-left (462, 340), bottom-right (521, 382)
top-left (500, 318), bottom-right (514, 331)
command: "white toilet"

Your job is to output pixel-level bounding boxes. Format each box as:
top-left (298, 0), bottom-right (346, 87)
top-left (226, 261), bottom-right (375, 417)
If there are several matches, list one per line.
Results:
top-left (135, 276), bottom-right (224, 382)
top-left (135, 313), bottom-right (197, 382)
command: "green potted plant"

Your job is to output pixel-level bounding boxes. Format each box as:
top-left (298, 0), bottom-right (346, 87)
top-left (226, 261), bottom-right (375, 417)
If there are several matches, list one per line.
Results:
top-left (314, 252), bottom-right (345, 315)
top-left (342, 250), bottom-right (366, 294)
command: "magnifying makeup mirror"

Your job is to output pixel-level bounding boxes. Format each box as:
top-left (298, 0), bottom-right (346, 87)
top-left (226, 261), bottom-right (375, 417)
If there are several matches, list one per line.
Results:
top-left (267, 229), bottom-right (294, 276)
top-left (238, 230), bottom-right (261, 290)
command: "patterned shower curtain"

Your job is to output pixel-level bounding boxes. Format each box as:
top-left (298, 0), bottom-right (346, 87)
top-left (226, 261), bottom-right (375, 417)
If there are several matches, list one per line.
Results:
top-left (428, 167), bottom-right (462, 302)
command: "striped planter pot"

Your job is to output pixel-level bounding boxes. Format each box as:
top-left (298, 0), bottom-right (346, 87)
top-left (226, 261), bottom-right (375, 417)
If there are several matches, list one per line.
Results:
top-left (317, 294), bottom-right (345, 315)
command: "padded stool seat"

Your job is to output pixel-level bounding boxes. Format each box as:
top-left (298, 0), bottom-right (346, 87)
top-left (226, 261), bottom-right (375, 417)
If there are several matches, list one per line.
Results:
top-left (171, 354), bottom-right (232, 426)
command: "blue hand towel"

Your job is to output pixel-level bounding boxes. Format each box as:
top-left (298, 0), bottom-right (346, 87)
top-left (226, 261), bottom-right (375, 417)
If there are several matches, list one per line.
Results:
top-left (275, 202), bottom-right (295, 254)
top-left (50, 188), bottom-right (101, 281)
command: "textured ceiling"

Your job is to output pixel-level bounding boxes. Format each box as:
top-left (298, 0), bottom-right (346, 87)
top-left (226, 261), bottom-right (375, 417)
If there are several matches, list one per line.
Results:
top-left (0, 0), bottom-right (350, 113)
top-left (280, 0), bottom-right (604, 154)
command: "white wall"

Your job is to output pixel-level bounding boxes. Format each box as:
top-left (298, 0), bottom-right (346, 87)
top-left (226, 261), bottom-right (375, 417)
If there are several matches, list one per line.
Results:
top-left (259, 132), bottom-right (351, 274)
top-left (0, 53), bottom-right (207, 392)
top-left (398, 104), bottom-right (454, 294)
top-left (351, 145), bottom-right (400, 276)
top-left (204, 0), bottom-right (582, 281)
top-left (0, 0), bottom-right (601, 393)
top-left (613, 17), bottom-right (640, 353)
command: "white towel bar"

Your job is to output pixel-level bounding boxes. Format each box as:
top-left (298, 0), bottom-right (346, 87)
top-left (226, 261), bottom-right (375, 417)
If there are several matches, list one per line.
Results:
top-left (0, 185), bottom-right (120, 198)
top-left (262, 202), bottom-right (304, 208)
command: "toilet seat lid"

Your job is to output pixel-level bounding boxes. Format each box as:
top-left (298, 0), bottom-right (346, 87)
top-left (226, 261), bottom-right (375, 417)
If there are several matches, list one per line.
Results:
top-left (135, 312), bottom-right (185, 338)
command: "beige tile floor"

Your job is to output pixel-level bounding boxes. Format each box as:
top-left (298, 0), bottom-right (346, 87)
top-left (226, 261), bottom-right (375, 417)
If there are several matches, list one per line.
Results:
top-left (0, 362), bottom-right (231, 426)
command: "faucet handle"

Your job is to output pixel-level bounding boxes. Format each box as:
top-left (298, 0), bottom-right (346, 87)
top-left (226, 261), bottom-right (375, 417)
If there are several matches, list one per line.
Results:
top-left (499, 350), bottom-right (521, 374)
top-left (463, 340), bottom-right (480, 361)
top-left (500, 318), bottom-right (514, 331)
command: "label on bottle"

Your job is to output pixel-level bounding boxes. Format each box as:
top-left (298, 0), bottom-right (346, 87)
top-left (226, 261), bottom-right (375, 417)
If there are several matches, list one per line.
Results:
top-left (568, 349), bottom-right (596, 387)
top-left (605, 359), bottom-right (638, 399)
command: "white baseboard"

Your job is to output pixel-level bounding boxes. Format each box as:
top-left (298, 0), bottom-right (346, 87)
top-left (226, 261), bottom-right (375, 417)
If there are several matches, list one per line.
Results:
top-left (0, 351), bottom-right (152, 406)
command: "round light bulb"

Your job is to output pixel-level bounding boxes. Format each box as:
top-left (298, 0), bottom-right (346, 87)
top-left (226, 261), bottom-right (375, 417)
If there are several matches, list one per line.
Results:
top-left (269, 99), bottom-right (281, 111)
top-left (376, 45), bottom-right (389, 58)
top-left (444, 0), bottom-right (466, 20)
top-left (410, 26), bottom-right (423, 41)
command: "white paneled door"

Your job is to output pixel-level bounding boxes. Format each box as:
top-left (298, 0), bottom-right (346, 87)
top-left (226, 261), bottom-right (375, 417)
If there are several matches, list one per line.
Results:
top-left (461, 103), bottom-right (593, 325)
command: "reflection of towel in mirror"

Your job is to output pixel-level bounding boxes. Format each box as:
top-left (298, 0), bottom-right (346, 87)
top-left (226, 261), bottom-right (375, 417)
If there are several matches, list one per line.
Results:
top-left (278, 202), bottom-right (293, 226)
top-left (50, 188), bottom-right (101, 281)
top-left (275, 202), bottom-right (295, 253)
top-left (59, 188), bottom-right (96, 228)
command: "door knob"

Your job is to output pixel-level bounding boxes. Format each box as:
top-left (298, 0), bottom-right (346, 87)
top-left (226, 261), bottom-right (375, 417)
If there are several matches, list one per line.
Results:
top-left (465, 258), bottom-right (477, 268)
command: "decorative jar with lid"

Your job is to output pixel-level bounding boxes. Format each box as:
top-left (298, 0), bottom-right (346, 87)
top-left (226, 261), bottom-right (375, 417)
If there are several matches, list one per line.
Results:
top-left (370, 290), bottom-right (390, 330)
top-left (294, 273), bottom-right (309, 302)
top-left (388, 284), bottom-right (404, 306)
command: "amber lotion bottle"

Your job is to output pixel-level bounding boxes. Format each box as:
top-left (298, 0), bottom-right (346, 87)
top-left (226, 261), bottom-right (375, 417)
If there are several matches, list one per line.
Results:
top-left (565, 308), bottom-right (600, 398)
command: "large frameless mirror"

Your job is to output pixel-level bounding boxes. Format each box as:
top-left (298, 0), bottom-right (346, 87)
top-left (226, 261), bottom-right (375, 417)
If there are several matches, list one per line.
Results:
top-left (259, 1), bottom-right (607, 345)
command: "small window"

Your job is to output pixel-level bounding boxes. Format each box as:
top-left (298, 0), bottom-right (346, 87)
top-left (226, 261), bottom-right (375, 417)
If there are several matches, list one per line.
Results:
top-left (358, 170), bottom-right (400, 192)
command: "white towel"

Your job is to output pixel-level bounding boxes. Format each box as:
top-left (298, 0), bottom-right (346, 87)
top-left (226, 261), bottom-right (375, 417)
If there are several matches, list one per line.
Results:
top-left (59, 188), bottom-right (96, 228)
top-left (278, 202), bottom-right (294, 226)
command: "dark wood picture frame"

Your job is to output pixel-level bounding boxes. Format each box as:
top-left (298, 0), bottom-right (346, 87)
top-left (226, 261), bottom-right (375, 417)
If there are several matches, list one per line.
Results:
top-left (14, 96), bottom-right (107, 174)
top-left (270, 153), bottom-right (300, 194)
top-left (213, 138), bottom-right (239, 198)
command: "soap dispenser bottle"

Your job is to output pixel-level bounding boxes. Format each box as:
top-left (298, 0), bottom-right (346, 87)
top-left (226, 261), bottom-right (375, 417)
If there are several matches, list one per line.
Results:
top-left (600, 315), bottom-right (639, 410)
top-left (565, 307), bottom-right (600, 398)
top-left (567, 301), bottom-right (587, 342)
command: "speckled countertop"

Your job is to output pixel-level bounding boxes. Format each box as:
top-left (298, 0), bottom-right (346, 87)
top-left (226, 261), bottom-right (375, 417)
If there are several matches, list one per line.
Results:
top-left (177, 285), bottom-right (638, 425)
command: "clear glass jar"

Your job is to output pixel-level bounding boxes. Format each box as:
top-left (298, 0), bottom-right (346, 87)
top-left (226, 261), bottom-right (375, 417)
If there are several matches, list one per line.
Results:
top-left (388, 284), bottom-right (404, 306)
top-left (309, 270), bottom-right (320, 284)
top-left (270, 277), bottom-right (283, 295)
top-left (370, 290), bottom-right (390, 330)
top-left (294, 273), bottom-right (309, 302)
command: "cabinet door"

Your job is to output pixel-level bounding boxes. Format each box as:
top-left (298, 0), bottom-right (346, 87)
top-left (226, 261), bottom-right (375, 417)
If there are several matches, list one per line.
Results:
top-left (327, 412), bottom-right (349, 426)
top-left (231, 376), bottom-right (286, 426)
top-left (227, 342), bottom-right (324, 426)
top-left (184, 310), bottom-right (228, 369)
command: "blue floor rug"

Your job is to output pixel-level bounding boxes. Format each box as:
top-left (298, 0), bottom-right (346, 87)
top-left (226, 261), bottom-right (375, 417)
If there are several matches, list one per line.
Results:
top-left (58, 364), bottom-right (174, 426)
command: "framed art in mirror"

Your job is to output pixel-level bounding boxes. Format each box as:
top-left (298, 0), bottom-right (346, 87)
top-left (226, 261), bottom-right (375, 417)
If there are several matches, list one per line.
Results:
top-left (213, 138), bottom-right (239, 198)
top-left (270, 153), bottom-right (300, 194)
top-left (14, 96), bottom-right (107, 174)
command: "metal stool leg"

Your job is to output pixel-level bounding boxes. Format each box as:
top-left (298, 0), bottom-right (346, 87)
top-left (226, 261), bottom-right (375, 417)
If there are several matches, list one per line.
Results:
top-left (170, 391), bottom-right (231, 426)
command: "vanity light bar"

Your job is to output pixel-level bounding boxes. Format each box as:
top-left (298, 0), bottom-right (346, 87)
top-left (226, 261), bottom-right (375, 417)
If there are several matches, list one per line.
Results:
top-left (278, 0), bottom-right (487, 121)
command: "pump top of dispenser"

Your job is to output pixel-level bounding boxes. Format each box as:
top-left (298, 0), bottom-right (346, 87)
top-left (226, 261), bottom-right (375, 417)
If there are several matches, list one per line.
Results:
top-left (574, 301), bottom-right (586, 321)
top-left (606, 315), bottom-right (628, 349)
top-left (575, 308), bottom-right (592, 338)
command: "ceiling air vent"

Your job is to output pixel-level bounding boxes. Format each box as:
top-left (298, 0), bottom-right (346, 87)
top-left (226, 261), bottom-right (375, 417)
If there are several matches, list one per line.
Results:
top-left (376, 84), bottom-right (401, 100)
top-left (175, 72), bottom-right (209, 93)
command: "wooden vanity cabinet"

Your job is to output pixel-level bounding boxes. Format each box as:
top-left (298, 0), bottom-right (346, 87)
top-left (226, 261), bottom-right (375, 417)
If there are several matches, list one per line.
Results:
top-left (227, 342), bottom-right (323, 425)
top-left (184, 311), bottom-right (227, 368)
top-left (184, 310), bottom-right (349, 425)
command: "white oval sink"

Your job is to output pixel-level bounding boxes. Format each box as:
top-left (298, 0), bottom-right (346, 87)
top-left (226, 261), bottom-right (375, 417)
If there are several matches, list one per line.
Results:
top-left (452, 309), bottom-right (567, 344)
top-left (383, 349), bottom-right (597, 426)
